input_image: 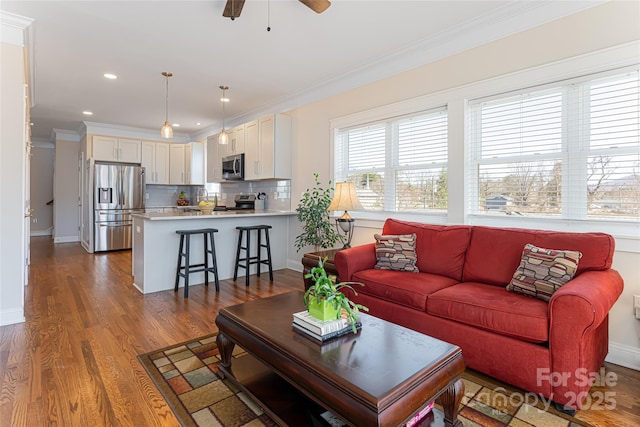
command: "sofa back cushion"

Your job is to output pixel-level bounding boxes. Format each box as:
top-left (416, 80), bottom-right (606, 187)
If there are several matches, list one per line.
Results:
top-left (463, 226), bottom-right (615, 286)
top-left (382, 219), bottom-right (471, 281)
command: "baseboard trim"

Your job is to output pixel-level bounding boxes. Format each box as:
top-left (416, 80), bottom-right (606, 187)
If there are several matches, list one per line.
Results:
top-left (287, 259), bottom-right (304, 273)
top-left (0, 307), bottom-right (25, 326)
top-left (31, 229), bottom-right (52, 237)
top-left (54, 236), bottom-right (79, 243)
top-left (606, 341), bottom-right (640, 371)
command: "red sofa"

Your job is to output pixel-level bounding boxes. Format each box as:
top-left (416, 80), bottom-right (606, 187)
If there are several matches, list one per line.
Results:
top-left (334, 218), bottom-right (623, 409)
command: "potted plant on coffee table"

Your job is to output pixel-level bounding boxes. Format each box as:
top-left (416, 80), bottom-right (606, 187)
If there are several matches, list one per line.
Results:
top-left (303, 257), bottom-right (368, 333)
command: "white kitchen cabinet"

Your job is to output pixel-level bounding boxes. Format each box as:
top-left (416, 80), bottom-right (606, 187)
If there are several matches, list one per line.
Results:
top-left (244, 120), bottom-right (259, 180)
top-left (169, 142), bottom-right (204, 185)
top-left (141, 141), bottom-right (170, 184)
top-left (219, 124), bottom-right (245, 160)
top-left (230, 125), bottom-right (245, 155)
top-left (206, 134), bottom-right (222, 182)
top-left (188, 141), bottom-right (205, 185)
top-left (245, 114), bottom-right (291, 180)
top-left (92, 136), bottom-right (141, 163)
top-left (169, 143), bottom-right (186, 184)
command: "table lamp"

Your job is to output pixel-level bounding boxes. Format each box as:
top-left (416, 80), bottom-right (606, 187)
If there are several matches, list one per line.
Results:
top-left (327, 182), bottom-right (363, 249)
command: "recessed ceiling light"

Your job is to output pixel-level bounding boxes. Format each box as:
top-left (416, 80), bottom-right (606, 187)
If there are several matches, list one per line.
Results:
top-left (195, 122), bottom-right (201, 126)
top-left (82, 111), bottom-right (93, 115)
top-left (173, 123), bottom-right (180, 127)
top-left (103, 73), bottom-right (117, 79)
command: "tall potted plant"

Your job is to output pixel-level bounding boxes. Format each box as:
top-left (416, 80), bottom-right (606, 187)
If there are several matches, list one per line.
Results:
top-left (295, 173), bottom-right (339, 252)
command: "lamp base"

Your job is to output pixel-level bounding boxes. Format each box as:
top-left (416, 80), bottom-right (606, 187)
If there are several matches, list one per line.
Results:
top-left (335, 214), bottom-right (355, 249)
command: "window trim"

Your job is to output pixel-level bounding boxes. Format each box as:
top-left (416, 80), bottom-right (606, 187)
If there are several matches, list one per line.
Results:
top-left (329, 41), bottom-right (639, 239)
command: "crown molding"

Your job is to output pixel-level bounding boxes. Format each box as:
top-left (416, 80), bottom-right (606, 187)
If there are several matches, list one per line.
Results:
top-left (0, 11), bottom-right (33, 45)
top-left (1, 11), bottom-right (36, 110)
top-left (51, 128), bottom-right (81, 143)
top-left (31, 137), bottom-right (54, 148)
top-left (225, 0), bottom-right (607, 127)
top-left (82, 121), bottom-right (191, 143)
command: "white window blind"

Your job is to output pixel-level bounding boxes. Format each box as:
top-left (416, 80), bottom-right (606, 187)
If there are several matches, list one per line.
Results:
top-left (469, 69), bottom-right (639, 221)
top-left (335, 108), bottom-right (448, 213)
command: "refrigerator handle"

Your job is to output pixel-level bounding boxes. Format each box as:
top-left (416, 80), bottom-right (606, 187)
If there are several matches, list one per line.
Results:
top-left (119, 167), bottom-right (125, 206)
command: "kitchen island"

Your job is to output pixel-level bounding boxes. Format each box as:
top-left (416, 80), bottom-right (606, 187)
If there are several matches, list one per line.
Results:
top-left (132, 210), bottom-right (296, 294)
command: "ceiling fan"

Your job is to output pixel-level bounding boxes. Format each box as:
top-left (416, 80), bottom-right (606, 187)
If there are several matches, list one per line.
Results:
top-left (223, 0), bottom-right (331, 20)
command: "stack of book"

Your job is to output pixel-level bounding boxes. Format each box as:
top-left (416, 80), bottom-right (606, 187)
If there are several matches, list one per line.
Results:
top-left (292, 310), bottom-right (361, 342)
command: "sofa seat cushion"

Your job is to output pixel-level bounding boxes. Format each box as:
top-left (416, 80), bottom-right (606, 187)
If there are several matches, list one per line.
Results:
top-left (428, 282), bottom-right (549, 343)
top-left (352, 269), bottom-right (458, 311)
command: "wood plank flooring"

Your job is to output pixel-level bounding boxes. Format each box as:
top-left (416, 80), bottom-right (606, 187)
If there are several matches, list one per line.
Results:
top-left (1, 237), bottom-right (304, 426)
top-left (1, 237), bottom-right (638, 426)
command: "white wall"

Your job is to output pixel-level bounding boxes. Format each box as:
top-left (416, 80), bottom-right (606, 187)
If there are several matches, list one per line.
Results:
top-left (53, 139), bottom-right (79, 243)
top-left (30, 144), bottom-right (54, 236)
top-left (286, 1), bottom-right (640, 369)
top-left (0, 38), bottom-right (27, 325)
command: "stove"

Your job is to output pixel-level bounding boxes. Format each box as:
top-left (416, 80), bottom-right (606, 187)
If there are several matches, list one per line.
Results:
top-left (229, 194), bottom-right (255, 210)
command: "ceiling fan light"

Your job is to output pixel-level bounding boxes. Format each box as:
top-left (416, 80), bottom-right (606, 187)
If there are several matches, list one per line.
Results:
top-left (219, 130), bottom-right (229, 145)
top-left (161, 121), bottom-right (173, 138)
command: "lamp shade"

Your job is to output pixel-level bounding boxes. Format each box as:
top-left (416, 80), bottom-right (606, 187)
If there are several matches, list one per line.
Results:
top-left (328, 182), bottom-right (363, 211)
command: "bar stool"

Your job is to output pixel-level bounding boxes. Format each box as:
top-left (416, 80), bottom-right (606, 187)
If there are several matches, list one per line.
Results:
top-left (175, 228), bottom-right (219, 298)
top-left (233, 225), bottom-right (273, 287)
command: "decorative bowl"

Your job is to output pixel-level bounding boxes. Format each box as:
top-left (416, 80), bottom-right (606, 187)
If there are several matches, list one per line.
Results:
top-left (177, 199), bottom-right (189, 206)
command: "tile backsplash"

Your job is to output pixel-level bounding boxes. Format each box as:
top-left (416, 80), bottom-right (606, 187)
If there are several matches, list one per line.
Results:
top-left (217, 180), bottom-right (291, 211)
top-left (145, 180), bottom-right (291, 211)
top-left (145, 185), bottom-right (201, 207)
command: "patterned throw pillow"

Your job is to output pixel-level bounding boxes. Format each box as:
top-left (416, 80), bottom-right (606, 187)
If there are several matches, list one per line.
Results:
top-left (507, 243), bottom-right (582, 302)
top-left (374, 233), bottom-right (419, 272)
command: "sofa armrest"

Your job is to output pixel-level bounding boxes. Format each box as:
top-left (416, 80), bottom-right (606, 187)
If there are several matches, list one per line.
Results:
top-left (547, 269), bottom-right (623, 406)
top-left (549, 269), bottom-right (623, 331)
top-left (334, 243), bottom-right (377, 282)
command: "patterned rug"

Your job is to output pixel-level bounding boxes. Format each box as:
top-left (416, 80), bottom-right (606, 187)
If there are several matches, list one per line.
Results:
top-left (138, 334), bottom-right (592, 427)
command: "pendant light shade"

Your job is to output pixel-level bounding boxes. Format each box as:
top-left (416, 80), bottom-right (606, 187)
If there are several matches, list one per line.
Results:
top-left (219, 85), bottom-right (229, 145)
top-left (219, 129), bottom-right (229, 145)
top-left (161, 72), bottom-right (173, 138)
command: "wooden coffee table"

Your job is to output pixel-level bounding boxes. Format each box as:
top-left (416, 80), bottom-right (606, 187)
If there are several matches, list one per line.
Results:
top-left (215, 291), bottom-right (465, 427)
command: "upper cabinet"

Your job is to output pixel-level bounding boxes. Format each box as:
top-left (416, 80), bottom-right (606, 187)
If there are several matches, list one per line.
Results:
top-left (141, 141), bottom-right (170, 184)
top-left (169, 142), bottom-right (205, 185)
top-left (92, 136), bottom-right (141, 163)
top-left (245, 114), bottom-right (291, 180)
top-left (206, 134), bottom-right (222, 182)
top-left (219, 124), bottom-right (245, 159)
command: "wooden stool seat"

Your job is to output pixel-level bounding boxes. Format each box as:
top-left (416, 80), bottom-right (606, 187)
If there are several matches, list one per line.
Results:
top-left (233, 225), bottom-right (273, 286)
top-left (175, 228), bottom-right (219, 298)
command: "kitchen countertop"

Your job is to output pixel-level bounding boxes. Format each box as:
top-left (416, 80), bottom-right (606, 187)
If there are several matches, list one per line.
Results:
top-left (133, 210), bottom-right (296, 221)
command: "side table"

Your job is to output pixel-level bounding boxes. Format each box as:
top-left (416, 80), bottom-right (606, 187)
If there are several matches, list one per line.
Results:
top-left (301, 248), bottom-right (341, 290)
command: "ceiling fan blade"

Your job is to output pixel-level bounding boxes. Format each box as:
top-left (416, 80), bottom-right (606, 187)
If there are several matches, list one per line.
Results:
top-left (223, 0), bottom-right (245, 18)
top-left (299, 0), bottom-right (331, 14)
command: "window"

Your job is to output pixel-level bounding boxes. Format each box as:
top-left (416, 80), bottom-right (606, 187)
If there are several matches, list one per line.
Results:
top-left (334, 108), bottom-right (448, 214)
top-left (468, 70), bottom-right (639, 221)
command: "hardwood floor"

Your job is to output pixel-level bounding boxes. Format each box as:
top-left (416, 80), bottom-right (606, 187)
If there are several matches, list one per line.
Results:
top-left (1, 237), bottom-right (638, 426)
top-left (0, 237), bottom-right (304, 426)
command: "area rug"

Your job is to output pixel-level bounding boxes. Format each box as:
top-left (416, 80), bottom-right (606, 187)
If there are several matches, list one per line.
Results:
top-left (138, 334), bottom-right (592, 427)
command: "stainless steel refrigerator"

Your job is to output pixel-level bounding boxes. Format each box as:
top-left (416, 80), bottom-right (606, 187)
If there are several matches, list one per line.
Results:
top-left (93, 162), bottom-right (145, 252)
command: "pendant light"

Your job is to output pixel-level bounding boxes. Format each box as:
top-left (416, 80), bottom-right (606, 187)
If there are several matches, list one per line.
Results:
top-left (219, 85), bottom-right (229, 145)
top-left (161, 72), bottom-right (173, 138)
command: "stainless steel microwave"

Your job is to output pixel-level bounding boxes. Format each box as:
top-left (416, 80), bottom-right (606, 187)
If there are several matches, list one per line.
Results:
top-left (222, 153), bottom-right (244, 180)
